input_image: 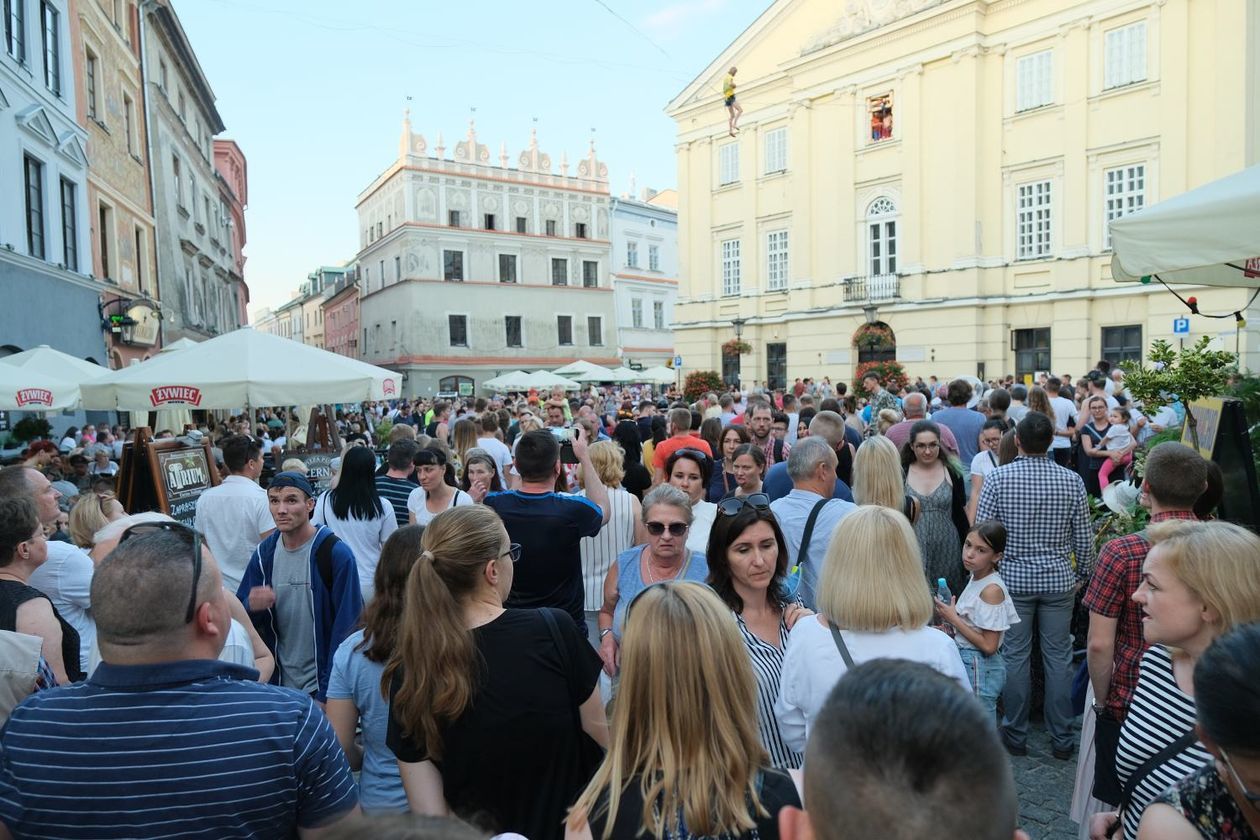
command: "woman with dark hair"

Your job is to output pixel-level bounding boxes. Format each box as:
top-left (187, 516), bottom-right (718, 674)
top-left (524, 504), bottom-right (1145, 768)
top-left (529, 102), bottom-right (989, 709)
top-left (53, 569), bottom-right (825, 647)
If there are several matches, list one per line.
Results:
top-left (315, 445), bottom-right (399, 600)
top-left (699, 417), bottom-right (724, 463)
top-left (642, 416), bottom-right (667, 468)
top-left (901, 420), bottom-right (969, 596)
top-left (706, 499), bottom-right (811, 769)
top-left (459, 450), bottom-right (503, 502)
top-left (710, 425), bottom-right (751, 503)
top-left (795, 407), bottom-right (816, 442)
top-left (966, 418), bottom-right (1007, 523)
top-left (665, 448), bottom-right (717, 555)
top-left (386, 506), bottom-right (606, 838)
top-left (1139, 622), bottom-right (1260, 839)
top-left (327, 525), bottom-right (426, 814)
top-left (611, 421), bottom-right (651, 501)
top-left (407, 447), bottom-right (473, 527)
top-left (726, 443), bottom-right (767, 499)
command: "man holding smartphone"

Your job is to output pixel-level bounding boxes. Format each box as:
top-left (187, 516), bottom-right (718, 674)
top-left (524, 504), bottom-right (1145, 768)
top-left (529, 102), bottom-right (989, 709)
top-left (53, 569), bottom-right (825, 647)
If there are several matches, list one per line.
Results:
top-left (484, 427), bottom-right (610, 637)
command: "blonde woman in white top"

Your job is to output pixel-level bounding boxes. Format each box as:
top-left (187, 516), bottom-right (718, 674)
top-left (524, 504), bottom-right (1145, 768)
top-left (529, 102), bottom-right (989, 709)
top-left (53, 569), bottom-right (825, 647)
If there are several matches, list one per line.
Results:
top-left (577, 441), bottom-right (645, 642)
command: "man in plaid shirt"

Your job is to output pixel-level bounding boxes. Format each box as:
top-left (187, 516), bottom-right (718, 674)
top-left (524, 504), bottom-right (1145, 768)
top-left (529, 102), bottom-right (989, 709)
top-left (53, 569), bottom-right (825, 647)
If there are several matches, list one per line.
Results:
top-left (976, 411), bottom-right (1093, 760)
top-left (1081, 442), bottom-right (1206, 802)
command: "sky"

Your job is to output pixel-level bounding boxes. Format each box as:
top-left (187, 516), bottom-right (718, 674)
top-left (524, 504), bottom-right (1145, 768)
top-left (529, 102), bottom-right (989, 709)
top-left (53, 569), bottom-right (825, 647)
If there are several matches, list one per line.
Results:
top-left (174, 0), bottom-right (771, 317)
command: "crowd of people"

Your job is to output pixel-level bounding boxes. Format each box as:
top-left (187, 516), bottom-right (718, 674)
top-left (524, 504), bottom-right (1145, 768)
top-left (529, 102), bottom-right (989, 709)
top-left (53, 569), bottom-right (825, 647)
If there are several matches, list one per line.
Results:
top-left (0, 359), bottom-right (1253, 840)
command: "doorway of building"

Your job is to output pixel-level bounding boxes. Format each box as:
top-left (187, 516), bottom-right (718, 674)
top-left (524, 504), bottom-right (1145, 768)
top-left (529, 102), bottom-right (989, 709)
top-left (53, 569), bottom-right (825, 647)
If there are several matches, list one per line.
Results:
top-left (1013, 328), bottom-right (1051, 381)
top-left (854, 322), bottom-right (897, 365)
top-left (766, 343), bottom-right (787, 391)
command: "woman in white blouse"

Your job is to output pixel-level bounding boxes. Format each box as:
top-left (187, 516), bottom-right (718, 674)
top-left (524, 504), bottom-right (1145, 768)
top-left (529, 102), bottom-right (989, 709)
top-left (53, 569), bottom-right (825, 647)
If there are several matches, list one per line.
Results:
top-left (774, 505), bottom-right (968, 753)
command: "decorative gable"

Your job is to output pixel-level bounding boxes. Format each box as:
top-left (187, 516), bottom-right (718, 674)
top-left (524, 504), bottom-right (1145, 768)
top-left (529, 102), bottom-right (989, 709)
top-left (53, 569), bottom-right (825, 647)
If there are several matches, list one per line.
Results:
top-left (56, 132), bottom-right (88, 168)
top-left (0, 81), bottom-right (10, 111)
top-left (15, 105), bottom-right (57, 145)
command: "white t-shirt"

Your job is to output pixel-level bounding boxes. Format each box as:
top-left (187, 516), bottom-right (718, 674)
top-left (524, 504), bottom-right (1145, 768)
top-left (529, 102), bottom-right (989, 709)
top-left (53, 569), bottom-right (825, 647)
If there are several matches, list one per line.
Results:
top-left (313, 493), bottom-right (398, 601)
top-left (195, 475), bottom-right (275, 595)
top-left (28, 541), bottom-right (95, 672)
top-left (686, 500), bottom-right (717, 556)
top-left (969, 449), bottom-right (1000, 482)
top-left (774, 616), bottom-right (969, 752)
top-left (475, 436), bottom-right (513, 484)
top-left (1049, 396), bottom-right (1077, 450)
top-left (1101, 424), bottom-right (1134, 450)
top-left (405, 486), bottom-right (474, 527)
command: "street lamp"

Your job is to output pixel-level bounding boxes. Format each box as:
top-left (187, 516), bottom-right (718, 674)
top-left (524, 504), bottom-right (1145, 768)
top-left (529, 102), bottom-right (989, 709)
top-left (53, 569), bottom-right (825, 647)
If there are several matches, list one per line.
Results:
top-left (862, 303), bottom-right (879, 325)
top-left (731, 317), bottom-right (747, 389)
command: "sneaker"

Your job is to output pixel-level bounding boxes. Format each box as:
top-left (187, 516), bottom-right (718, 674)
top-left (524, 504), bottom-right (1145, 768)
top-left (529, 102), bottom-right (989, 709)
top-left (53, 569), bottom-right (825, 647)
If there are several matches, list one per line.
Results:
top-left (1052, 745), bottom-right (1076, 761)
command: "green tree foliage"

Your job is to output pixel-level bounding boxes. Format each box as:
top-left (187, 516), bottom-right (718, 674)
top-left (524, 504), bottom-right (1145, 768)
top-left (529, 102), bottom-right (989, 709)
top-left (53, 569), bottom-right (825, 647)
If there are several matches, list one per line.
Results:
top-left (1122, 337), bottom-right (1235, 448)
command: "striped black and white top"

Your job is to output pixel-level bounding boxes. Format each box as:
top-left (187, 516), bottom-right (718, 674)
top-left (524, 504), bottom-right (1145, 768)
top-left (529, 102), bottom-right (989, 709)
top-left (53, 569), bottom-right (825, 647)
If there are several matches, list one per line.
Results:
top-left (578, 486), bottom-right (637, 611)
top-left (1115, 644), bottom-right (1211, 839)
top-left (735, 610), bottom-right (803, 770)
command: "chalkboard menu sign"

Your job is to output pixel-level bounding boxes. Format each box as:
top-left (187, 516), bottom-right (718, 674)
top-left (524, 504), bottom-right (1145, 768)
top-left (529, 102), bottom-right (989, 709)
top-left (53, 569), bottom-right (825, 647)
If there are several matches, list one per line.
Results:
top-left (1183, 397), bottom-right (1260, 532)
top-left (117, 428), bottom-right (221, 524)
top-left (279, 450), bottom-right (336, 491)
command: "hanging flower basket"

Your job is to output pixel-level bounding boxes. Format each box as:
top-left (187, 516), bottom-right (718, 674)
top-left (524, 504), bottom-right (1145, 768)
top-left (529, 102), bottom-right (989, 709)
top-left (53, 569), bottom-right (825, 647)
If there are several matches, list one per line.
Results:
top-left (853, 323), bottom-right (896, 352)
top-left (722, 339), bottom-right (752, 357)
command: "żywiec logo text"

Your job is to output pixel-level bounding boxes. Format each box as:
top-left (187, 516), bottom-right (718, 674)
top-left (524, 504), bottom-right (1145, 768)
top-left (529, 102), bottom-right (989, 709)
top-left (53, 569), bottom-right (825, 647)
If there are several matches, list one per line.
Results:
top-left (166, 461), bottom-right (208, 492)
top-left (14, 389), bottom-right (53, 407)
top-left (149, 386), bottom-right (202, 406)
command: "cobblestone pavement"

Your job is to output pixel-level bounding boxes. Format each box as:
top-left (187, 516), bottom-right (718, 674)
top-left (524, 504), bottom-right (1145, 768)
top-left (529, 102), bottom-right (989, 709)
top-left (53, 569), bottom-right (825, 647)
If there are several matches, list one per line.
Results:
top-left (1010, 720), bottom-right (1083, 840)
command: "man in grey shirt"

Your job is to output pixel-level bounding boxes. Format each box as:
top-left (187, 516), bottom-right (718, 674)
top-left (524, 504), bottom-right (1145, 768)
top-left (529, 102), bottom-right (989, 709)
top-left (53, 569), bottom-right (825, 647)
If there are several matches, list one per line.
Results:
top-left (271, 530), bottom-right (318, 694)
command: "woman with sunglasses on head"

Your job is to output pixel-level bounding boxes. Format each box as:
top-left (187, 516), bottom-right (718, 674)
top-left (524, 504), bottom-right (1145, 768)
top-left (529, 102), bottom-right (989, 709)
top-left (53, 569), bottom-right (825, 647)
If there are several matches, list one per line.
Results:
top-left (386, 505), bottom-right (607, 839)
top-left (596, 484), bottom-right (708, 679)
top-left (570, 583), bottom-right (802, 840)
top-left (407, 446), bottom-right (474, 527)
top-left (901, 420), bottom-right (969, 597)
top-left (706, 498), bottom-right (810, 770)
top-left (774, 505), bottom-right (968, 754)
top-left (1138, 622), bottom-right (1260, 840)
top-left (0, 497), bottom-right (82, 685)
top-left (1089, 520), bottom-right (1260, 840)
top-left (665, 448), bottom-right (718, 555)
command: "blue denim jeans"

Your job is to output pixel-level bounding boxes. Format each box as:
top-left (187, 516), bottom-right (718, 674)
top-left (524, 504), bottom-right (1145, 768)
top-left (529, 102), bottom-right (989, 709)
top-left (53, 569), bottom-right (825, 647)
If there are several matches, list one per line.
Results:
top-left (958, 645), bottom-right (1006, 719)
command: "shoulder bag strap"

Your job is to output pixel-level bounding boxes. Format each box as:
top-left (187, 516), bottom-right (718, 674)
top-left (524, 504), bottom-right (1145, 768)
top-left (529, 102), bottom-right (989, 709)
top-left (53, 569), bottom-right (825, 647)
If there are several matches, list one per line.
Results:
top-left (1117, 728), bottom-right (1197, 818)
top-left (827, 621), bottom-right (855, 668)
top-left (795, 498), bottom-right (831, 570)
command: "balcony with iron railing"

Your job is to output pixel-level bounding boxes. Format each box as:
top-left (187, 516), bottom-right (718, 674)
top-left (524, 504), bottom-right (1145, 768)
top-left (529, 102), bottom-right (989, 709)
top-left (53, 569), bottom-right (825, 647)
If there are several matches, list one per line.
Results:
top-left (842, 273), bottom-right (901, 303)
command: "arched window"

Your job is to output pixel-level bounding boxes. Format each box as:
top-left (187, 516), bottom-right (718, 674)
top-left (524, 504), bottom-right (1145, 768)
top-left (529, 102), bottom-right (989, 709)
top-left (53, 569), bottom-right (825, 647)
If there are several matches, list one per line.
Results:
top-left (867, 197), bottom-right (897, 277)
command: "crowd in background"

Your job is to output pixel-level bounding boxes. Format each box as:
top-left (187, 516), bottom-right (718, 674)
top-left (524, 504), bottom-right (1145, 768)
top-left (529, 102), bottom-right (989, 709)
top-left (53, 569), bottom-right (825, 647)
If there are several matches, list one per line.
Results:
top-left (0, 360), bottom-right (1254, 840)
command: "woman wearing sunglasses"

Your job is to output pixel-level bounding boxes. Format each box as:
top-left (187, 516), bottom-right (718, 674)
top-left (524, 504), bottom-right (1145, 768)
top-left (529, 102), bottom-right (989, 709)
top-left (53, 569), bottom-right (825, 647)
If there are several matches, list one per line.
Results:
top-left (664, 448), bottom-right (718, 556)
top-left (386, 505), bottom-right (606, 839)
top-left (1089, 520), bottom-right (1260, 840)
top-left (706, 496), bottom-right (810, 769)
top-left (596, 484), bottom-right (708, 679)
top-left (1139, 622), bottom-right (1260, 839)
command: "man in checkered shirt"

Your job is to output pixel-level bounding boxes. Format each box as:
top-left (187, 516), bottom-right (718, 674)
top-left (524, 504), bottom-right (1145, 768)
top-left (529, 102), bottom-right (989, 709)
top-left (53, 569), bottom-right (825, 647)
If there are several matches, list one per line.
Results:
top-left (976, 411), bottom-right (1093, 760)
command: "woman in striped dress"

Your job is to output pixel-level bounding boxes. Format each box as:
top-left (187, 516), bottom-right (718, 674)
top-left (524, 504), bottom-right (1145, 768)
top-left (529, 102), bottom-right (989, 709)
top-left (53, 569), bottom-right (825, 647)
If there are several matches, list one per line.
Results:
top-left (578, 441), bottom-right (644, 644)
top-left (705, 495), bottom-right (811, 769)
top-left (1090, 519), bottom-right (1260, 840)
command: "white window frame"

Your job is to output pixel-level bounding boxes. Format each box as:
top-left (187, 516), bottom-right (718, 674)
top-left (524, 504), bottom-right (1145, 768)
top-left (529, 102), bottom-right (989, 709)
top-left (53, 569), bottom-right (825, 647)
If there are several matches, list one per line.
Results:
top-left (630, 297), bottom-right (643, 329)
top-left (718, 143), bottom-right (739, 186)
top-left (1015, 49), bottom-right (1053, 112)
top-left (653, 300), bottom-right (665, 330)
top-left (626, 239), bottom-right (638, 269)
top-left (763, 126), bottom-right (787, 175)
top-left (448, 313), bottom-right (468, 348)
top-left (1103, 164), bottom-right (1145, 249)
top-left (766, 229), bottom-right (789, 291)
top-left (85, 49), bottom-right (99, 120)
top-left (648, 244), bottom-right (660, 271)
top-left (587, 315), bottom-right (604, 347)
top-left (721, 238), bottom-right (741, 296)
top-left (866, 198), bottom-right (898, 277)
top-left (557, 314), bottom-right (574, 347)
top-left (1104, 21), bottom-right (1147, 90)
top-left (1016, 180), bottom-right (1052, 260)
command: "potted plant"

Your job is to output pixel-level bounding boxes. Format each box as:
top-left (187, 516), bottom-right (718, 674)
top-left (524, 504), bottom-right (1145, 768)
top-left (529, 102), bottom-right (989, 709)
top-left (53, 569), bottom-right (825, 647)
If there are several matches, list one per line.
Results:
top-left (684, 370), bottom-right (725, 402)
top-left (1122, 337), bottom-right (1235, 450)
top-left (855, 359), bottom-right (909, 393)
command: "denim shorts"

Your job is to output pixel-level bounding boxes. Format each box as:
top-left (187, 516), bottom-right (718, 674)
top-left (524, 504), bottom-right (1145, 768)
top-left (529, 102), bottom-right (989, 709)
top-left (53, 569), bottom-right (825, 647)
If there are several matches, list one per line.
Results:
top-left (958, 645), bottom-right (1006, 717)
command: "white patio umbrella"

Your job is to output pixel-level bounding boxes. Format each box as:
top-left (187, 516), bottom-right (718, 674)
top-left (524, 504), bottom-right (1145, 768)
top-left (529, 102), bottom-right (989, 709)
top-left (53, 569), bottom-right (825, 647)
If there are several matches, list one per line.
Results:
top-left (565, 364), bottom-right (620, 382)
top-left (1111, 164), bottom-right (1260, 287)
top-left (482, 370), bottom-right (532, 391)
top-left (551, 360), bottom-right (599, 377)
top-left (521, 371), bottom-right (580, 390)
top-left (0, 365), bottom-right (80, 411)
top-left (80, 327), bottom-right (403, 410)
top-left (605, 366), bottom-right (641, 383)
top-left (160, 337), bottom-right (201, 353)
top-left (0, 344), bottom-right (110, 410)
top-left (639, 366), bottom-right (677, 384)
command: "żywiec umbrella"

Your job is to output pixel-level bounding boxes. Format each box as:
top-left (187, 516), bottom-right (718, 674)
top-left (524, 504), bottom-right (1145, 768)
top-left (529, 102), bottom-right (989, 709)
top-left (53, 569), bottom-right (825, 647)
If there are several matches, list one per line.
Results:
top-left (1111, 164), bottom-right (1260, 287)
top-left (0, 345), bottom-right (110, 410)
top-left (482, 370), bottom-right (532, 391)
top-left (79, 327), bottom-right (403, 410)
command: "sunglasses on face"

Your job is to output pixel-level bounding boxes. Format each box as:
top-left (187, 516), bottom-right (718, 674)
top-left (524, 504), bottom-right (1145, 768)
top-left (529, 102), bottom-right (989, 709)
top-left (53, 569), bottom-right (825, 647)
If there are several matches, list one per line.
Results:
top-left (645, 521), bottom-right (689, 537)
top-left (118, 521), bottom-right (203, 624)
top-left (716, 493), bottom-right (771, 517)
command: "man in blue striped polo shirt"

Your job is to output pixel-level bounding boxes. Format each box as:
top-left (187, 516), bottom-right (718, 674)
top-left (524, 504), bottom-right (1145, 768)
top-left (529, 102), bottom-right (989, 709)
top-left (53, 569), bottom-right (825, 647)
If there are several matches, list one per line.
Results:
top-left (0, 526), bottom-right (358, 837)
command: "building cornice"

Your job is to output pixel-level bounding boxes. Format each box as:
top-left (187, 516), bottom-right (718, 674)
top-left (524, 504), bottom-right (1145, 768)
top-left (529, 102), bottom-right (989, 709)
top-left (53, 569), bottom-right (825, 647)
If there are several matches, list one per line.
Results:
top-left (356, 221), bottom-right (611, 260)
top-left (356, 161), bottom-right (612, 208)
top-left (360, 277), bottom-right (615, 302)
top-left (147, 1), bottom-right (225, 133)
top-left (612, 272), bottom-right (679, 286)
top-left (374, 354), bottom-right (623, 368)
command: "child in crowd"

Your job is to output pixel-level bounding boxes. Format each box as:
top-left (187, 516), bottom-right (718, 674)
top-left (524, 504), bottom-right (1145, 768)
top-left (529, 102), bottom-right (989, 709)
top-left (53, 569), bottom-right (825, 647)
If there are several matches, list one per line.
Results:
top-left (935, 521), bottom-right (1019, 718)
top-left (1097, 406), bottom-right (1134, 489)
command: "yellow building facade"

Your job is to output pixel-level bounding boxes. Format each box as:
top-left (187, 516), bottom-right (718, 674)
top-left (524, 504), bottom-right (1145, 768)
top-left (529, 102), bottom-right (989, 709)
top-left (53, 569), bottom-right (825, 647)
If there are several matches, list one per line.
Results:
top-left (667, 0), bottom-right (1260, 389)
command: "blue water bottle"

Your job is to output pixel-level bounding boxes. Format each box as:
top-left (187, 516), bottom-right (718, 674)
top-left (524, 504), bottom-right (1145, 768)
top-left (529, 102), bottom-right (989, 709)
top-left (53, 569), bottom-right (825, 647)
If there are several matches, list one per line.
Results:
top-left (936, 577), bottom-right (951, 604)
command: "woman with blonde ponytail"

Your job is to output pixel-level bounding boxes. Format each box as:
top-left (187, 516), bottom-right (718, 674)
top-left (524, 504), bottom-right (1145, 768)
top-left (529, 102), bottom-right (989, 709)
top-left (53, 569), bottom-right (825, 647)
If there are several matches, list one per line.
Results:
top-left (567, 582), bottom-right (801, 840)
top-left (384, 505), bottom-right (607, 839)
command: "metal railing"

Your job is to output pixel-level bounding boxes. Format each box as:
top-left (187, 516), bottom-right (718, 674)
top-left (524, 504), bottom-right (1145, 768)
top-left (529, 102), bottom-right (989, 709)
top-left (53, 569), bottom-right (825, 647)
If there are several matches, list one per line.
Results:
top-left (842, 273), bottom-right (900, 302)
